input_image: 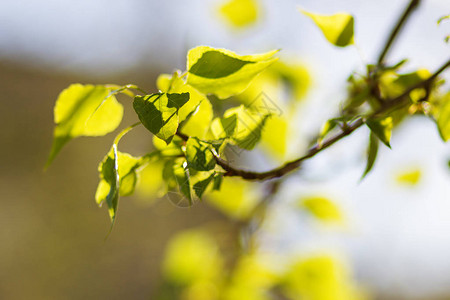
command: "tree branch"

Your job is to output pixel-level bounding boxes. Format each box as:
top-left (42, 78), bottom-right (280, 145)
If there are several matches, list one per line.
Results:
top-left (202, 59), bottom-right (449, 181)
top-left (377, 0), bottom-right (421, 65)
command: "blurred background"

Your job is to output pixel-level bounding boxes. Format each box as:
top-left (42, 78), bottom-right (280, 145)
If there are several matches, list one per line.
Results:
top-left (1, 0), bottom-right (450, 299)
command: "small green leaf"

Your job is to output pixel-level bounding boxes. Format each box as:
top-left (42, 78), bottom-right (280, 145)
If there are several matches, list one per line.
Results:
top-left (187, 46), bottom-right (278, 99)
top-left (173, 161), bottom-right (192, 204)
top-left (366, 117), bottom-right (393, 148)
top-left (95, 148), bottom-right (142, 222)
top-left (435, 93), bottom-right (450, 141)
top-left (361, 132), bottom-right (379, 180)
top-left (47, 84), bottom-right (124, 167)
top-left (192, 173), bottom-right (214, 199)
top-left (213, 173), bottom-right (223, 191)
top-left (301, 10), bottom-right (355, 47)
top-left (186, 138), bottom-right (216, 171)
top-left (224, 105), bottom-right (271, 150)
top-left (133, 93), bottom-right (189, 144)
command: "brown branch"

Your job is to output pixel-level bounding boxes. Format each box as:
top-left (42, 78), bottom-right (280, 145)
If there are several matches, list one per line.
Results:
top-left (195, 59), bottom-right (449, 181)
top-left (377, 0), bottom-right (421, 65)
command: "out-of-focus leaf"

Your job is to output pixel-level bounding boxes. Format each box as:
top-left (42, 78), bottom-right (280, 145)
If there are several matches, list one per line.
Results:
top-left (187, 46), bottom-right (278, 99)
top-left (301, 10), bottom-right (355, 47)
top-left (224, 105), bottom-right (271, 150)
top-left (438, 15), bottom-right (449, 25)
top-left (162, 229), bottom-right (224, 285)
top-left (219, 0), bottom-right (259, 28)
top-left (181, 99), bottom-right (213, 139)
top-left (366, 117), bottom-right (393, 148)
top-left (186, 138), bottom-right (216, 171)
top-left (206, 177), bottom-right (260, 219)
top-left (281, 256), bottom-right (365, 300)
top-left (361, 132), bottom-right (379, 180)
top-left (395, 168), bottom-right (422, 186)
top-left (133, 93), bottom-right (189, 144)
top-left (135, 159), bottom-right (166, 200)
top-left (47, 84), bottom-right (124, 167)
top-left (260, 115), bottom-right (288, 159)
top-left (435, 93), bottom-right (450, 141)
top-left (299, 196), bottom-right (342, 222)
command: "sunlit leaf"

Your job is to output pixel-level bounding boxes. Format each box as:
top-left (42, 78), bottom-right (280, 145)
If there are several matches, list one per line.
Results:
top-left (395, 168), bottom-right (422, 186)
top-left (191, 172), bottom-right (215, 199)
top-left (180, 98), bottom-right (213, 139)
top-left (223, 105), bottom-right (271, 150)
top-left (206, 177), bottom-right (260, 219)
top-left (282, 256), bottom-right (363, 300)
top-left (260, 115), bottom-right (288, 159)
top-left (361, 132), bottom-right (379, 180)
top-left (187, 46), bottom-right (278, 99)
top-left (95, 147), bottom-right (143, 222)
top-left (163, 229), bottom-right (224, 285)
top-left (301, 10), bottom-right (355, 47)
top-left (435, 93), bottom-right (450, 141)
top-left (157, 72), bottom-right (207, 122)
top-left (47, 84), bottom-right (124, 167)
top-left (186, 138), bottom-right (216, 171)
top-left (365, 117), bottom-right (393, 148)
top-left (219, 0), bottom-right (259, 28)
top-left (133, 93), bottom-right (189, 144)
top-left (299, 196), bottom-right (342, 222)
top-left (135, 159), bottom-right (166, 200)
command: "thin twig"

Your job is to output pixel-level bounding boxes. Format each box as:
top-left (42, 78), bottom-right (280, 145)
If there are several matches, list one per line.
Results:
top-left (377, 0), bottom-right (421, 65)
top-left (194, 59), bottom-right (449, 181)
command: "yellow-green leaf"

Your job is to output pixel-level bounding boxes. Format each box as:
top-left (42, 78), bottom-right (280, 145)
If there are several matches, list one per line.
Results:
top-left (395, 168), bottom-right (422, 186)
top-left (299, 196), bottom-right (342, 222)
top-left (185, 138), bottom-right (216, 171)
top-left (435, 93), bottom-right (450, 141)
top-left (133, 93), bottom-right (189, 144)
top-left (157, 71), bottom-right (207, 122)
top-left (301, 10), bottom-right (355, 47)
top-left (95, 147), bottom-right (142, 222)
top-left (181, 98), bottom-right (213, 139)
top-left (47, 84), bottom-right (124, 167)
top-left (187, 46), bottom-right (278, 99)
top-left (361, 132), bottom-right (379, 180)
top-left (219, 0), bottom-right (259, 28)
top-left (366, 116), bottom-right (393, 148)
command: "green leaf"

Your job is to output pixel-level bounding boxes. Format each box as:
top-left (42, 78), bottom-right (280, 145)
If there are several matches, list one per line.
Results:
top-left (192, 173), bottom-right (214, 199)
top-left (133, 93), bottom-right (189, 144)
top-left (47, 84), bottom-right (124, 167)
top-left (157, 71), bottom-right (208, 123)
top-left (95, 123), bottom-right (144, 223)
top-left (435, 93), bottom-right (450, 141)
top-left (366, 116), bottom-right (393, 148)
top-left (225, 105), bottom-right (271, 150)
top-left (301, 10), bottom-right (355, 47)
top-left (185, 138), bottom-right (216, 171)
top-left (219, 0), bottom-right (259, 28)
top-left (187, 46), bottom-right (278, 99)
top-left (172, 161), bottom-right (192, 204)
top-left (361, 132), bottom-right (379, 180)
top-left (95, 148), bottom-right (142, 222)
